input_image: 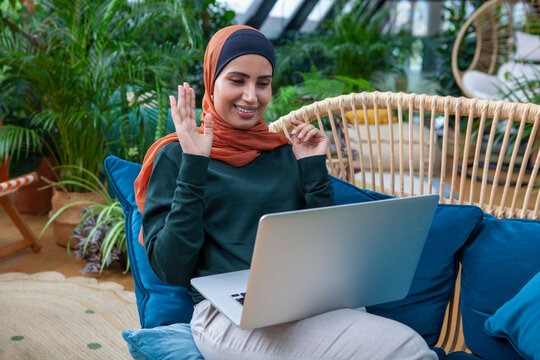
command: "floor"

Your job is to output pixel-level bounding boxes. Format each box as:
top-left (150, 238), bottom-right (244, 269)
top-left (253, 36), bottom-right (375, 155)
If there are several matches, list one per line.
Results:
top-left (0, 203), bottom-right (135, 291)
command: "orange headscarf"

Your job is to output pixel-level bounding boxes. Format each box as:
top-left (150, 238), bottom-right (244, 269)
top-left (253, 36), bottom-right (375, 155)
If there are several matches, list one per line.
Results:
top-left (134, 25), bottom-right (290, 244)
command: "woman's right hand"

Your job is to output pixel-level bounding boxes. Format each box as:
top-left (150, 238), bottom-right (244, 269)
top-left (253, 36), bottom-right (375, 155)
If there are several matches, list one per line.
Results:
top-left (170, 83), bottom-right (213, 157)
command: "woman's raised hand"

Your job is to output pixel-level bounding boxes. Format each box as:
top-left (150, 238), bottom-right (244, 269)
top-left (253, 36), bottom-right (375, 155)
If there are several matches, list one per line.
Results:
top-left (170, 83), bottom-right (213, 157)
top-left (290, 119), bottom-right (329, 159)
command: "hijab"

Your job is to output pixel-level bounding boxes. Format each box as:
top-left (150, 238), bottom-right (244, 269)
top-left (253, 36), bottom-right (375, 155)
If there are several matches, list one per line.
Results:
top-left (134, 26), bottom-right (290, 243)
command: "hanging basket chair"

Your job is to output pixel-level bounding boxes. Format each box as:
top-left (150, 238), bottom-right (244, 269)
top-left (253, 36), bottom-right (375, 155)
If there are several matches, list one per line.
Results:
top-left (452, 0), bottom-right (540, 99)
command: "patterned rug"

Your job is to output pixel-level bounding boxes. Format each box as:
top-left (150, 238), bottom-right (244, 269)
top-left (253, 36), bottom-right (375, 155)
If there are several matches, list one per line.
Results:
top-left (0, 271), bottom-right (139, 359)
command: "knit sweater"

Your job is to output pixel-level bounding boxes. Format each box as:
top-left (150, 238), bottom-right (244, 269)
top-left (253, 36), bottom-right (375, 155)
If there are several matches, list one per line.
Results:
top-left (142, 142), bottom-right (334, 302)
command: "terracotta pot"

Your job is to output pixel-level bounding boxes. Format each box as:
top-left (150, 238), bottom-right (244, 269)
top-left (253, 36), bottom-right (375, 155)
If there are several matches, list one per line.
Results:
top-left (49, 188), bottom-right (104, 248)
top-left (12, 157), bottom-right (56, 215)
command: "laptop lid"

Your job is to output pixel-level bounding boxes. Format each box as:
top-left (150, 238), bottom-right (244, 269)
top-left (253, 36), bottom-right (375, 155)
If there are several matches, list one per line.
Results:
top-left (193, 194), bottom-right (439, 330)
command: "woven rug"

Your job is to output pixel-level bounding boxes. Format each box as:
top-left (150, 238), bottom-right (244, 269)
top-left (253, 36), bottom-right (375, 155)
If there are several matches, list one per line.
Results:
top-left (0, 271), bottom-right (139, 359)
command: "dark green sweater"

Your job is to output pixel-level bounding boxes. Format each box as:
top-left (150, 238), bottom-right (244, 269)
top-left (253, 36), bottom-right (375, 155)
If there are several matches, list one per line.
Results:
top-left (142, 142), bottom-right (334, 303)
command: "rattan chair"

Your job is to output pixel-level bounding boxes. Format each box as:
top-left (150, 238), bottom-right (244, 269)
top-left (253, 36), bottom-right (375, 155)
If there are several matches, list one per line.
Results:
top-left (452, 0), bottom-right (540, 98)
top-left (269, 91), bottom-right (540, 353)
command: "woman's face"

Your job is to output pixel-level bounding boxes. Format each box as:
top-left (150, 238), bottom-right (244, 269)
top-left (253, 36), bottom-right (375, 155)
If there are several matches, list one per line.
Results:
top-left (212, 54), bottom-right (272, 130)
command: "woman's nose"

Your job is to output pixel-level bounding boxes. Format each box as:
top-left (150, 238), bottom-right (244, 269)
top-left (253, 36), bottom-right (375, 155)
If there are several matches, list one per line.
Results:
top-left (242, 83), bottom-right (257, 103)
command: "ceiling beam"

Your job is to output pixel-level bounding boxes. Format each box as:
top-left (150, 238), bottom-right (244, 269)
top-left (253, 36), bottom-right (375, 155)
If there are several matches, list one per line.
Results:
top-left (321, 0), bottom-right (347, 25)
top-left (362, 0), bottom-right (387, 23)
top-left (245, 0), bottom-right (278, 29)
top-left (283, 0), bottom-right (319, 32)
top-left (371, 0), bottom-right (387, 16)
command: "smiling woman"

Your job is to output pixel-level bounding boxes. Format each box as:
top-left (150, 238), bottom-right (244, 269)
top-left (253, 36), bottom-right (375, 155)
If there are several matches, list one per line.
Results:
top-left (131, 25), bottom-right (437, 360)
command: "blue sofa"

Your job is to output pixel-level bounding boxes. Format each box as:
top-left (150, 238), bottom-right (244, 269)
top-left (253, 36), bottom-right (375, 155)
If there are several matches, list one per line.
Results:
top-left (105, 155), bottom-right (540, 360)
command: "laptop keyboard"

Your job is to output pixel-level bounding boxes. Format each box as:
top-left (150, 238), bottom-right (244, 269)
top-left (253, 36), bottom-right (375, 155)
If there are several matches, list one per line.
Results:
top-left (230, 292), bottom-right (246, 305)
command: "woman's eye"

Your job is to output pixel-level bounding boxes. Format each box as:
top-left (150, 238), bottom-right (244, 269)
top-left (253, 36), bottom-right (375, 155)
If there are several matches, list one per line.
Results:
top-left (258, 82), bottom-right (270, 87)
top-left (230, 79), bottom-right (243, 84)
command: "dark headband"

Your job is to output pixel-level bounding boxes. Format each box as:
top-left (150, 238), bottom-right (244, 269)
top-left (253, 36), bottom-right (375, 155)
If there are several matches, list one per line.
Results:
top-left (213, 29), bottom-right (275, 83)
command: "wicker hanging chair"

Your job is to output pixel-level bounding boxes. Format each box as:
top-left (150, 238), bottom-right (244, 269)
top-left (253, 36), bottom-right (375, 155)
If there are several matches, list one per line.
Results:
top-left (452, 0), bottom-right (540, 99)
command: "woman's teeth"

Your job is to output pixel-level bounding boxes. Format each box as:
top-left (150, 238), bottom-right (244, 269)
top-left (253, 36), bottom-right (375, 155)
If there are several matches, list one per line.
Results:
top-left (235, 105), bottom-right (255, 113)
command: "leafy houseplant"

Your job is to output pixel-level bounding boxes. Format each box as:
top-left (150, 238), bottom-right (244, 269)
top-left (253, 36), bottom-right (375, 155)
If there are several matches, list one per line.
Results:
top-left (500, 68), bottom-right (540, 105)
top-left (2, 0), bottom-right (237, 248)
top-left (71, 202), bottom-right (127, 274)
top-left (0, 0), bottom-right (199, 189)
top-left (42, 165), bottom-right (128, 273)
top-left (499, 68), bottom-right (540, 169)
top-left (1, 0), bottom-right (202, 245)
top-left (273, 0), bottom-right (413, 91)
top-left (133, 0), bottom-right (235, 106)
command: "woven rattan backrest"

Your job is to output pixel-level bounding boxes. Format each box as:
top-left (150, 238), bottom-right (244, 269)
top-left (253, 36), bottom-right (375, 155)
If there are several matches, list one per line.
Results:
top-left (452, 0), bottom-right (540, 98)
top-left (269, 91), bottom-right (540, 353)
top-left (270, 92), bottom-right (540, 219)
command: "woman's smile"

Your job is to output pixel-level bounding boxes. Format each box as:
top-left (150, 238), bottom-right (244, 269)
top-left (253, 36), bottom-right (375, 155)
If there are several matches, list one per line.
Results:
top-left (234, 104), bottom-right (257, 118)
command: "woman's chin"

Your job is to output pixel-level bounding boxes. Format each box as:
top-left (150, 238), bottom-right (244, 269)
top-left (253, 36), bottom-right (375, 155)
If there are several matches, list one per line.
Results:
top-left (225, 114), bottom-right (260, 130)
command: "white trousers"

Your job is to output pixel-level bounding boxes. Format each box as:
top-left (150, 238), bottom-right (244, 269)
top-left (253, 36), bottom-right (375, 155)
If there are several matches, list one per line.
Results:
top-left (191, 300), bottom-right (438, 360)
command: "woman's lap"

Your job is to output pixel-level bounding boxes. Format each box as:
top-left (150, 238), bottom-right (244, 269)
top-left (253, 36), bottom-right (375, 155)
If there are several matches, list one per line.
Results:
top-left (191, 300), bottom-right (437, 360)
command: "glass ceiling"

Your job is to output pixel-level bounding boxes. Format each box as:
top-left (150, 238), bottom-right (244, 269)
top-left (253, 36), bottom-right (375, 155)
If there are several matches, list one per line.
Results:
top-left (215, 0), bottom-right (480, 40)
top-left (217, 0), bottom-right (336, 38)
top-left (217, 0), bottom-right (253, 15)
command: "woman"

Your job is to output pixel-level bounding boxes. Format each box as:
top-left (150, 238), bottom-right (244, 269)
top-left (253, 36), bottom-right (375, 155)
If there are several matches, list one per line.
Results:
top-left (136, 25), bottom-right (437, 360)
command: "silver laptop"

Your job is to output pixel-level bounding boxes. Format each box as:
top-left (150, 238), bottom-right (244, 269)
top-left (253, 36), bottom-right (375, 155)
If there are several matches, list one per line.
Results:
top-left (191, 194), bottom-right (439, 330)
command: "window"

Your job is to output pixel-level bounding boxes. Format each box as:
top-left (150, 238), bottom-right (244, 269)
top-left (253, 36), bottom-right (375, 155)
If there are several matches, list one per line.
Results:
top-left (412, 0), bottom-right (428, 37)
top-left (215, 0), bottom-right (254, 15)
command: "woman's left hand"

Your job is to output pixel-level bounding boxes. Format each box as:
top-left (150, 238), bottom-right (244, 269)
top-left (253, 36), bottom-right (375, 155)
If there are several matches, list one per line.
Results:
top-left (290, 119), bottom-right (329, 159)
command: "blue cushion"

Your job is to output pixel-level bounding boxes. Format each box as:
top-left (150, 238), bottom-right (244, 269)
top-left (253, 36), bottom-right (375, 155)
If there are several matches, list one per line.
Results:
top-left (331, 175), bottom-right (393, 204)
top-left (431, 347), bottom-right (448, 360)
top-left (104, 156), bottom-right (194, 328)
top-left (460, 215), bottom-right (540, 360)
top-left (484, 270), bottom-right (540, 360)
top-left (331, 177), bottom-right (484, 346)
top-left (122, 323), bottom-right (204, 360)
top-left (367, 203), bottom-right (484, 346)
top-left (446, 352), bottom-right (483, 360)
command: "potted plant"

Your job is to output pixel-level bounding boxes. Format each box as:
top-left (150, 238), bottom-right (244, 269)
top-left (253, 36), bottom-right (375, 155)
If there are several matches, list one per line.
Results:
top-left (70, 201), bottom-right (128, 274)
top-left (0, 54), bottom-right (56, 213)
top-left (0, 0), bottom-right (201, 244)
top-left (41, 165), bottom-right (128, 271)
top-left (0, 119), bottom-right (7, 181)
top-left (0, 0), bottom-right (200, 179)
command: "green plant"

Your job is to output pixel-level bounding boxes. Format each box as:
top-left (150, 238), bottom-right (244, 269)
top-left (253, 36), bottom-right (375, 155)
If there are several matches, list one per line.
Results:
top-left (324, 0), bottom-right (412, 79)
top-left (71, 202), bottom-right (127, 274)
top-left (0, 69), bottom-right (44, 174)
top-left (0, 0), bottom-right (198, 190)
top-left (41, 165), bottom-right (128, 273)
top-left (273, 0), bottom-right (413, 90)
top-left (499, 67), bottom-right (540, 163)
top-left (430, 1), bottom-right (483, 97)
top-left (500, 69), bottom-right (540, 104)
top-left (111, 0), bottom-right (235, 164)
top-left (465, 65), bottom-right (540, 169)
top-left (266, 66), bottom-right (372, 123)
top-left (130, 0), bottom-right (235, 106)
